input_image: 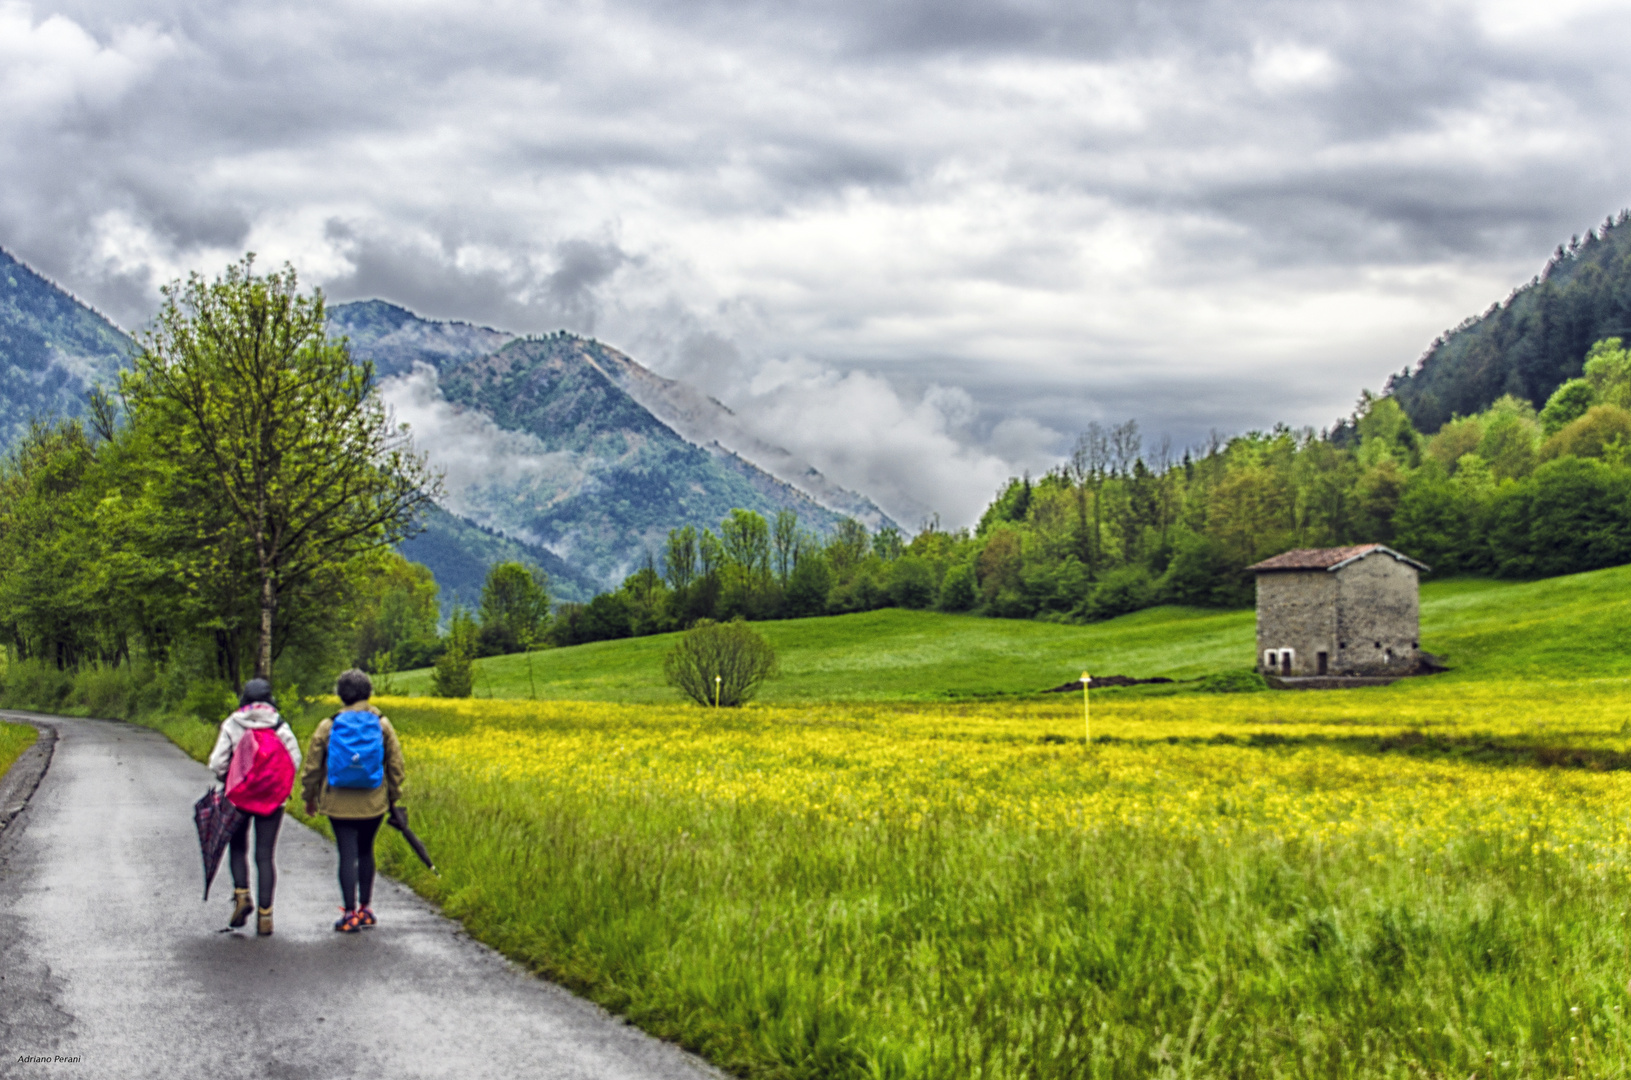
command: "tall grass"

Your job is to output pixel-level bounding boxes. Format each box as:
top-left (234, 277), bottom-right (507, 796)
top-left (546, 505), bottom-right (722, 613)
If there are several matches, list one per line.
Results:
top-left (358, 693), bottom-right (1631, 1078)
top-left (0, 720), bottom-right (38, 776)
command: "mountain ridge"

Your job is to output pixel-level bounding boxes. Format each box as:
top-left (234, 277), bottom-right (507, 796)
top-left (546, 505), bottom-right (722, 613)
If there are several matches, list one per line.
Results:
top-left (0, 247), bottom-right (131, 448)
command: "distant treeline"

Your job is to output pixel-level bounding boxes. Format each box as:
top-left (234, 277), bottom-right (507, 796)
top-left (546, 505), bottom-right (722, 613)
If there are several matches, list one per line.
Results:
top-left (510, 334), bottom-right (1631, 650)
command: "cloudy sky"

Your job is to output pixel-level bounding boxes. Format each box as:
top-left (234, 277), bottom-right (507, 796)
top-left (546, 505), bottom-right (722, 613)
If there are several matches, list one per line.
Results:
top-left (5, 0), bottom-right (1631, 525)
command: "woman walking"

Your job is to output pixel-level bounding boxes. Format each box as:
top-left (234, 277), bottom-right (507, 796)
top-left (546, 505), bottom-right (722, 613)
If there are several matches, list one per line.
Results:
top-left (301, 669), bottom-right (405, 933)
top-left (208, 679), bottom-right (301, 936)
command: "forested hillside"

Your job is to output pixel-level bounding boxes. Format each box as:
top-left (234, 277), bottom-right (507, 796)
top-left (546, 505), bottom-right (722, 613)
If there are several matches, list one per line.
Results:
top-left (1389, 211), bottom-right (1631, 431)
top-left (0, 248), bottom-right (130, 450)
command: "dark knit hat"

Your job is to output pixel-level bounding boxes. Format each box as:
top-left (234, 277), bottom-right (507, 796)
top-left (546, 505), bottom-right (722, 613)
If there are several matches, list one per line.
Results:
top-left (238, 678), bottom-right (274, 706)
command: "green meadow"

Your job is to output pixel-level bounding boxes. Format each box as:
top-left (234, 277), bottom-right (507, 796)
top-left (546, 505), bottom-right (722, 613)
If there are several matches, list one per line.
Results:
top-left (389, 565), bottom-right (1631, 702)
top-left (28, 565), bottom-right (1631, 1078)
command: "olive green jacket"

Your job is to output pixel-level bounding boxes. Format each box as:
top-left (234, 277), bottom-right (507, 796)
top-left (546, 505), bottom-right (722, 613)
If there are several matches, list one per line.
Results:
top-left (300, 704), bottom-right (405, 819)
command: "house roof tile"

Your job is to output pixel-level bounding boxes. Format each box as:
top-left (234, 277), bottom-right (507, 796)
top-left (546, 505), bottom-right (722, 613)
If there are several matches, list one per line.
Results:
top-left (1245, 544), bottom-right (1429, 573)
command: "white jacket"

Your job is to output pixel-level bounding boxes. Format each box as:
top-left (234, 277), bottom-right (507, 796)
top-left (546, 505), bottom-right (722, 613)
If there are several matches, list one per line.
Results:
top-left (209, 703), bottom-right (303, 781)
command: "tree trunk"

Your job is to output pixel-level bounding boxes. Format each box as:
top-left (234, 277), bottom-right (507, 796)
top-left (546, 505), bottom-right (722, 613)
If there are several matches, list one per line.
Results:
top-left (257, 571), bottom-right (275, 680)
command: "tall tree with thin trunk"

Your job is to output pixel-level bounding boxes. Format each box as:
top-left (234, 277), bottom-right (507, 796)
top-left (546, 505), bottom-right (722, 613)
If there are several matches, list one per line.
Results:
top-left (124, 256), bottom-right (437, 680)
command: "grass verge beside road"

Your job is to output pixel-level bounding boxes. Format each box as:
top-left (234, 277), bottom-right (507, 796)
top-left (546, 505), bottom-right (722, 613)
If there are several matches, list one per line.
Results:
top-left (0, 720), bottom-right (37, 776)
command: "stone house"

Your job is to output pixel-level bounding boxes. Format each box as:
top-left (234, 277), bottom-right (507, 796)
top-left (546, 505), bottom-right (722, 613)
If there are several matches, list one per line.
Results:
top-left (1245, 544), bottom-right (1429, 678)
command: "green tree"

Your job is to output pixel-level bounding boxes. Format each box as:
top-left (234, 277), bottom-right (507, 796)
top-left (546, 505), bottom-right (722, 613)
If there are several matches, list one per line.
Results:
top-left (353, 553), bottom-right (441, 671)
top-left (477, 561), bottom-right (551, 656)
top-left (663, 525), bottom-right (698, 589)
top-left (771, 510), bottom-right (800, 585)
top-left (431, 606), bottom-right (477, 697)
top-left (124, 256), bottom-right (437, 679)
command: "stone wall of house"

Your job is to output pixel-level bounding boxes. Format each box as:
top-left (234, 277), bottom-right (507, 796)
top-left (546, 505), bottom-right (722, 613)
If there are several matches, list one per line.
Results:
top-left (1254, 571), bottom-right (1336, 676)
top-left (1333, 555), bottom-right (1419, 675)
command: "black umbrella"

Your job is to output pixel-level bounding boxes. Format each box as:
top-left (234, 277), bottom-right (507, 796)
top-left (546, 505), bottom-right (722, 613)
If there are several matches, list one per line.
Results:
top-left (388, 803), bottom-right (436, 873)
top-left (193, 787), bottom-right (245, 900)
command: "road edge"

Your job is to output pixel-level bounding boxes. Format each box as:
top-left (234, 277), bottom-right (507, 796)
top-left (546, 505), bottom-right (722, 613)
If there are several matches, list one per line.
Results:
top-left (0, 711), bottom-right (57, 836)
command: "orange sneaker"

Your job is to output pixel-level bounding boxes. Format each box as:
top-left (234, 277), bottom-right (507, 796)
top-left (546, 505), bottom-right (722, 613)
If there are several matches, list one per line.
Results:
top-left (333, 909), bottom-right (364, 933)
top-left (357, 907), bottom-right (377, 928)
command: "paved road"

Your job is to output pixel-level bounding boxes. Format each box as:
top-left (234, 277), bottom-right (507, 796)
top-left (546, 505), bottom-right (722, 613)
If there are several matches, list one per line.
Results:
top-left (0, 713), bottom-right (720, 1080)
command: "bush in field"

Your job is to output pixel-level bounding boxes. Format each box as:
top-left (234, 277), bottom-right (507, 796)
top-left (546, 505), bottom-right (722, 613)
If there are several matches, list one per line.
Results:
top-left (664, 619), bottom-right (778, 707)
top-left (431, 608), bottom-right (477, 698)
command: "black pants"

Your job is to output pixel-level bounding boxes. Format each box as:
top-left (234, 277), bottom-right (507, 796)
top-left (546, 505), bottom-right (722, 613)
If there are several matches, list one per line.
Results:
top-left (228, 808), bottom-right (284, 910)
top-left (332, 815), bottom-right (384, 911)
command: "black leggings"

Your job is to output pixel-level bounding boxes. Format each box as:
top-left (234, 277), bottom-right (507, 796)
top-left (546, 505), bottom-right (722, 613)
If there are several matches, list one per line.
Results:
top-left (332, 815), bottom-right (384, 911)
top-left (228, 808), bottom-right (284, 910)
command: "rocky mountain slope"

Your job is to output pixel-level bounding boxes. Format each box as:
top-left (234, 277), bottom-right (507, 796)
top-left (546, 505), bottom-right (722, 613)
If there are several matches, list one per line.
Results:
top-left (330, 302), bottom-right (899, 587)
top-left (0, 248), bottom-right (130, 448)
top-left (0, 252), bottom-right (898, 602)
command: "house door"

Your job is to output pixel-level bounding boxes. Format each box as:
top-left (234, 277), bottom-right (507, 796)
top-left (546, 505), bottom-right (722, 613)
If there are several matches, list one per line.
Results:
top-left (1317, 652), bottom-right (1328, 675)
top-left (1281, 652), bottom-right (1292, 676)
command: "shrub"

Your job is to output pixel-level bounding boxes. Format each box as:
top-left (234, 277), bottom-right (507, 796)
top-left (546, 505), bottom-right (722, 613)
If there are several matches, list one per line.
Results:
top-left (664, 619), bottom-right (778, 707)
top-left (181, 679), bottom-right (236, 722)
top-left (1082, 566), bottom-right (1155, 621)
top-left (432, 607), bottom-right (478, 697)
top-left (74, 664), bottom-right (141, 720)
top-left (886, 557), bottom-right (936, 609)
top-left (1158, 536), bottom-right (1249, 607)
top-left (1197, 670), bottom-right (1269, 693)
top-left (0, 659), bottom-right (74, 711)
top-left (431, 641), bottom-right (475, 698)
top-left (783, 556), bottom-right (833, 618)
top-left (938, 563), bottom-right (977, 612)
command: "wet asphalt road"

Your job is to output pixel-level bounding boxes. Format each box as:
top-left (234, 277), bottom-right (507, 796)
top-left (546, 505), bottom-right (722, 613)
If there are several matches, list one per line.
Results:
top-left (0, 713), bottom-right (721, 1080)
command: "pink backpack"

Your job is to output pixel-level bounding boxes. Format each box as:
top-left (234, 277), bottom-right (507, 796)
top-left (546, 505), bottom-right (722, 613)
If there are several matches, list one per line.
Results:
top-left (225, 722), bottom-right (296, 815)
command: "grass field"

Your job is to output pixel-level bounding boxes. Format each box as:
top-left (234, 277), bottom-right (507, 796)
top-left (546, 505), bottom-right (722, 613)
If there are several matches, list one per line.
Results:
top-left (0, 720), bottom-right (37, 777)
top-left (108, 566), bottom-right (1631, 1076)
top-left (387, 566), bottom-right (1631, 702)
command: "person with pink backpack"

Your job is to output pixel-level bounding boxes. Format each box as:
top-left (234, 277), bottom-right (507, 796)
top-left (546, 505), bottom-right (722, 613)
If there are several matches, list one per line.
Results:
top-left (207, 679), bottom-right (302, 935)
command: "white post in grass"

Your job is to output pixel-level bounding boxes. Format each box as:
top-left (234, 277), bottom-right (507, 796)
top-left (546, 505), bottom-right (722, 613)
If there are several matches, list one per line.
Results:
top-left (714, 674), bottom-right (722, 708)
top-left (1082, 672), bottom-right (1091, 747)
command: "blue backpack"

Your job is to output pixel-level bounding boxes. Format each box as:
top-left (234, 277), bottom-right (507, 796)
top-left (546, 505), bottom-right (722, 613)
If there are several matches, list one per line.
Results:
top-left (326, 710), bottom-right (385, 789)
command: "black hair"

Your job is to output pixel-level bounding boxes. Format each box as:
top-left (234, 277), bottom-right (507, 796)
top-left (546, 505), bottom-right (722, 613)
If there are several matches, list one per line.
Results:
top-left (335, 669), bottom-right (373, 706)
top-left (239, 678), bottom-right (274, 707)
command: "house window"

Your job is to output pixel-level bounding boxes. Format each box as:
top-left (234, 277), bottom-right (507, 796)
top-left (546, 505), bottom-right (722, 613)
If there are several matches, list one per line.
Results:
top-left (1264, 650), bottom-right (1277, 670)
top-left (1317, 652), bottom-right (1328, 675)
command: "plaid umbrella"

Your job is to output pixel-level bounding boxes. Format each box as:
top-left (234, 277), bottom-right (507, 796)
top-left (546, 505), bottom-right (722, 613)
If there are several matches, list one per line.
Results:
top-left (193, 787), bottom-right (245, 900)
top-left (387, 803), bottom-right (436, 873)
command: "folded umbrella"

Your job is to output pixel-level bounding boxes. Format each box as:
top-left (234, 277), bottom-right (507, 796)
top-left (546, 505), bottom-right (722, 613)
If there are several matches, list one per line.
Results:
top-left (387, 803), bottom-right (436, 873)
top-left (193, 787), bottom-right (245, 900)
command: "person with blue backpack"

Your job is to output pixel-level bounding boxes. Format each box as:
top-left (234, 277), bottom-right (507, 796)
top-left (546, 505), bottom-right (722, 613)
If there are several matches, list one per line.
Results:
top-left (208, 678), bottom-right (301, 936)
top-left (299, 669), bottom-right (406, 933)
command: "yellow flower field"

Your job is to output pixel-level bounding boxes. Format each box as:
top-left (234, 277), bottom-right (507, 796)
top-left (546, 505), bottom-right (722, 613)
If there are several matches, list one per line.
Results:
top-left (388, 679), bottom-right (1631, 880)
top-left (367, 683), bottom-right (1631, 1078)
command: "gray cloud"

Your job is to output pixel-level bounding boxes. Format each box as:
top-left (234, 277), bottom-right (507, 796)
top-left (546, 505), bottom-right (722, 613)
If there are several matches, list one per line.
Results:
top-left (5, 0), bottom-right (1631, 524)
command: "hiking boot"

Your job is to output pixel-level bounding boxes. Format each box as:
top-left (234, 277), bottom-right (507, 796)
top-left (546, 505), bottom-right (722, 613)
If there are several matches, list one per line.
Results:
top-left (334, 909), bottom-right (364, 933)
top-left (256, 907), bottom-right (273, 936)
top-left (357, 907), bottom-right (376, 929)
top-left (229, 888), bottom-right (254, 929)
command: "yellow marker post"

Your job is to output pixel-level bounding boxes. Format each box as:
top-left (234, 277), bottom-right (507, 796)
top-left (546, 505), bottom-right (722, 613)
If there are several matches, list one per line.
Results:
top-left (1082, 672), bottom-right (1091, 747)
